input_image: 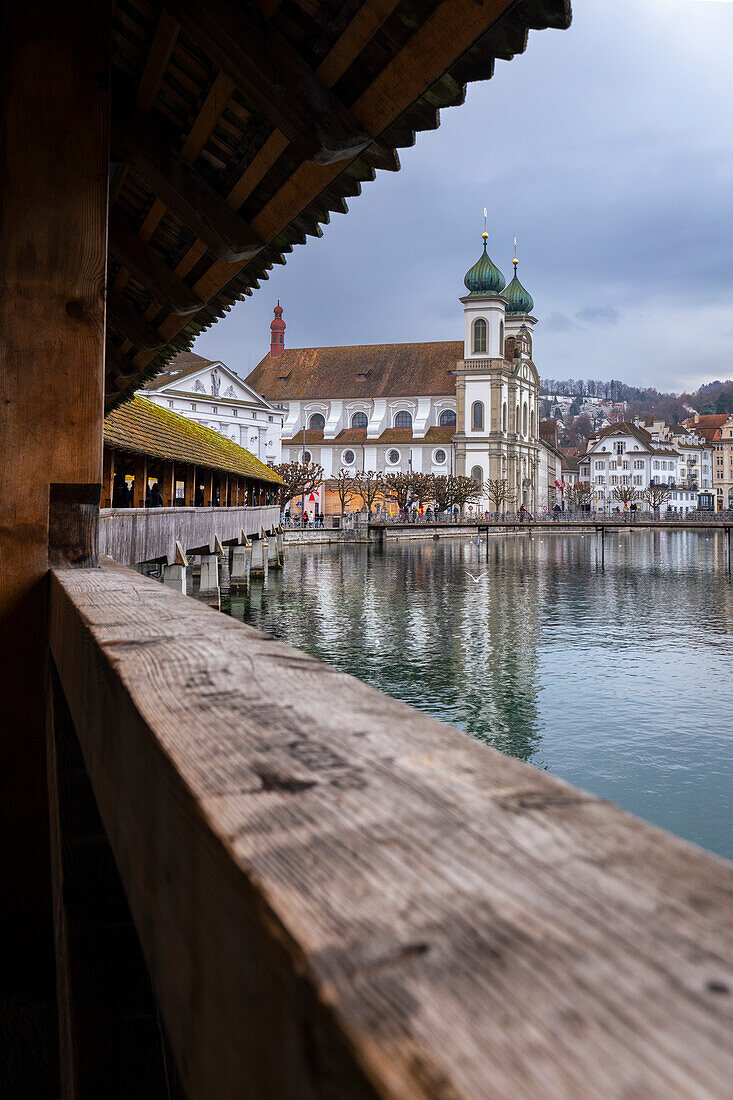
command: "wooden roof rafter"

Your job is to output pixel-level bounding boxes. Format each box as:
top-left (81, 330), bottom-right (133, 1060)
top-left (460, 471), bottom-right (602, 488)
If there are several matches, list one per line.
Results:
top-left (105, 0), bottom-right (572, 410)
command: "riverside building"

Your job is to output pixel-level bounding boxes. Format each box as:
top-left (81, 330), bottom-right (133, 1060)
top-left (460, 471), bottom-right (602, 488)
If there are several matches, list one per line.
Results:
top-left (247, 233), bottom-right (562, 514)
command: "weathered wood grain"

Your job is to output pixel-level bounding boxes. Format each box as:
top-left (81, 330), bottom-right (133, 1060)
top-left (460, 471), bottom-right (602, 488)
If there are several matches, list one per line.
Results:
top-left (99, 505), bottom-right (279, 564)
top-left (49, 559), bottom-right (733, 1099)
top-left (0, 0), bottom-right (107, 988)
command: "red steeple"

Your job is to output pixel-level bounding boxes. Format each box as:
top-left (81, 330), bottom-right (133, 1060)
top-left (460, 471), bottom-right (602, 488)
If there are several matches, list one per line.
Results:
top-left (270, 300), bottom-right (285, 358)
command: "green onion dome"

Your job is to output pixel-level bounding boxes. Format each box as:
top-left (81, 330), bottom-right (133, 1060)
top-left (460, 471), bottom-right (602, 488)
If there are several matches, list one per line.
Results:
top-left (463, 233), bottom-right (506, 296)
top-left (504, 258), bottom-right (534, 316)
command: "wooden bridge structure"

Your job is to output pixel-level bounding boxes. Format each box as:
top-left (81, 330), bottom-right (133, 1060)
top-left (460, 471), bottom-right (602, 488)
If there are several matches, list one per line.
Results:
top-left (3, 1), bottom-right (733, 1097)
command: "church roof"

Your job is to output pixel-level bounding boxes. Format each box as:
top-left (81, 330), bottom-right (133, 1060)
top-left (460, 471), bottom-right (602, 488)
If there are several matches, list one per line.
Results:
top-left (284, 426), bottom-right (455, 445)
top-left (247, 340), bottom-right (463, 399)
top-left (503, 262), bottom-right (534, 316)
top-left (142, 351), bottom-right (219, 390)
top-left (463, 237), bottom-right (506, 296)
top-left (104, 395), bottom-right (282, 484)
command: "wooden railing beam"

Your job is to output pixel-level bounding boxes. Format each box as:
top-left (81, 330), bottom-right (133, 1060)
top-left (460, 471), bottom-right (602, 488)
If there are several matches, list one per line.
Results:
top-left (49, 560), bottom-right (733, 1100)
top-left (109, 212), bottom-right (204, 316)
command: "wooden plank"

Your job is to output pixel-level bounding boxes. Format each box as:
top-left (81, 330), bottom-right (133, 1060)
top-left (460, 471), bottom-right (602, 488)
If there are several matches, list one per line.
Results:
top-left (173, 0), bottom-right (371, 165)
top-left (135, 8), bottom-right (179, 113)
top-left (111, 104), bottom-right (264, 262)
top-left (109, 211), bottom-right (204, 315)
top-left (0, 0), bottom-right (108, 993)
top-left (98, 505), bottom-right (279, 564)
top-left (181, 70), bottom-right (238, 163)
top-left (50, 559), bottom-right (733, 1100)
top-left (108, 295), bottom-right (167, 350)
top-left (315, 0), bottom-right (401, 88)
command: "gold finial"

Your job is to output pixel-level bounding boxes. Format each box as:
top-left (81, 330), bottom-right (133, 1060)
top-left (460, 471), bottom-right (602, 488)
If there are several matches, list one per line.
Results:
top-left (482, 207), bottom-right (488, 242)
top-left (513, 236), bottom-right (518, 269)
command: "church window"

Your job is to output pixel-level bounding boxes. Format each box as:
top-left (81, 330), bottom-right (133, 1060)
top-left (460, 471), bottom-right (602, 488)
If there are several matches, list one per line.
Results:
top-left (439, 409), bottom-right (456, 427)
top-left (308, 413), bottom-right (326, 430)
top-left (387, 449), bottom-right (400, 465)
top-left (516, 404), bottom-right (520, 432)
top-left (434, 450), bottom-right (447, 465)
top-left (190, 403), bottom-right (196, 411)
top-left (351, 412), bottom-right (368, 429)
top-left (394, 411), bottom-right (412, 429)
top-left (522, 403), bottom-right (528, 436)
top-left (168, 400), bottom-right (174, 408)
top-left (471, 401), bottom-right (484, 431)
top-left (302, 451), bottom-right (312, 464)
top-left (232, 409), bottom-right (237, 417)
top-left (472, 318), bottom-right (487, 354)
top-left (342, 449), bottom-right (355, 465)
top-left (502, 402), bottom-right (507, 432)
top-left (471, 465), bottom-right (483, 486)
top-left (499, 320), bottom-right (504, 353)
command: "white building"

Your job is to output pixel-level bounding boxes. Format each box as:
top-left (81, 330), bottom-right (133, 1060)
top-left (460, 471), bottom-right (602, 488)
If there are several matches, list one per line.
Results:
top-left (579, 422), bottom-right (708, 512)
top-left (247, 233), bottom-right (560, 514)
top-left (140, 352), bottom-right (284, 466)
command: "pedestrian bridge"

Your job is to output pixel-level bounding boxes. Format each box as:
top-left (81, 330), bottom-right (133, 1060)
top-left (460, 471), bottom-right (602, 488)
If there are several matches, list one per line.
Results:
top-left (99, 504), bottom-right (280, 566)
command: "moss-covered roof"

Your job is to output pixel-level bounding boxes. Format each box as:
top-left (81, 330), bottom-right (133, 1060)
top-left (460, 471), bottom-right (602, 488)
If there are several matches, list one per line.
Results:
top-left (104, 396), bottom-right (282, 485)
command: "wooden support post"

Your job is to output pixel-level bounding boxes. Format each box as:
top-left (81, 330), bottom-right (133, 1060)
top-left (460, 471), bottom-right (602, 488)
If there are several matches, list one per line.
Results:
top-left (187, 464), bottom-right (196, 506)
top-left (133, 454), bottom-right (147, 508)
top-left (102, 447), bottom-right (113, 508)
top-left (0, 0), bottom-right (108, 1011)
top-left (161, 460), bottom-right (175, 507)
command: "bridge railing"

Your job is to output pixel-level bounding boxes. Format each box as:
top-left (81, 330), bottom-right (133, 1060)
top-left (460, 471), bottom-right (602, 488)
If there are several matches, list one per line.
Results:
top-left (46, 557), bottom-right (733, 1097)
top-left (99, 504), bottom-right (280, 565)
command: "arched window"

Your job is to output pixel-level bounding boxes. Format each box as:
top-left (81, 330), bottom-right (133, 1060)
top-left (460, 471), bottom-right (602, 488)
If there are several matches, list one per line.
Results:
top-left (472, 401), bottom-right (484, 431)
top-left (499, 320), bottom-right (504, 354)
top-left (351, 411), bottom-right (368, 429)
top-left (308, 413), bottom-right (325, 430)
top-left (530, 409), bottom-right (535, 437)
top-left (439, 409), bottom-right (457, 427)
top-left (523, 402), bottom-right (528, 436)
top-left (394, 411), bottom-right (412, 429)
top-left (516, 404), bottom-right (520, 433)
top-left (472, 318), bottom-right (487, 354)
top-left (502, 402), bottom-right (507, 432)
top-left (471, 465), bottom-right (483, 486)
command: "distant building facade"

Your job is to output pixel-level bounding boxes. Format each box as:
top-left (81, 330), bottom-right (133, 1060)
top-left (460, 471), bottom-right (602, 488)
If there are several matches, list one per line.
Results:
top-left (247, 233), bottom-right (561, 514)
top-left (683, 413), bottom-right (733, 511)
top-left (140, 352), bottom-right (284, 466)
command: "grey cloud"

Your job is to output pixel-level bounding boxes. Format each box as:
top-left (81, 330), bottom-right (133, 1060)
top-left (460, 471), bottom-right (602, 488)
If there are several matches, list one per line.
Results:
top-left (544, 312), bottom-right (575, 333)
top-left (576, 306), bottom-right (621, 326)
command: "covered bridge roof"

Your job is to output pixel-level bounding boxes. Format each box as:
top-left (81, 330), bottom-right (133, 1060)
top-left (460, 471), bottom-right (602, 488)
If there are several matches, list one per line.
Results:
top-left (104, 395), bottom-right (282, 484)
top-left (106, 0), bottom-right (570, 410)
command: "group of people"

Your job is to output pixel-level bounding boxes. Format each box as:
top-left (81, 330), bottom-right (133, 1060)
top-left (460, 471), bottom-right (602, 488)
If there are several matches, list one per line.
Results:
top-left (111, 472), bottom-right (164, 508)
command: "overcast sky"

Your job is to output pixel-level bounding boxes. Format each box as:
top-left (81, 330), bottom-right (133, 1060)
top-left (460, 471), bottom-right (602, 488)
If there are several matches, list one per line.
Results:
top-left (196, 0), bottom-right (733, 394)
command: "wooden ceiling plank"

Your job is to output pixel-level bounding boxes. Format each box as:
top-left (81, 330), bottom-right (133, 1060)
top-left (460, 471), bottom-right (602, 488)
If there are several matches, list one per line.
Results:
top-left (136, 9), bottom-right (179, 113)
top-left (227, 130), bottom-right (289, 208)
top-left (316, 0), bottom-right (401, 88)
top-left (181, 71), bottom-right (237, 163)
top-left (139, 197), bottom-right (168, 243)
top-left (172, 0), bottom-right (371, 165)
top-left (125, 0), bottom-right (518, 374)
top-left (112, 104), bottom-right (264, 262)
top-left (109, 212), bottom-right (204, 315)
top-left (108, 296), bottom-right (168, 351)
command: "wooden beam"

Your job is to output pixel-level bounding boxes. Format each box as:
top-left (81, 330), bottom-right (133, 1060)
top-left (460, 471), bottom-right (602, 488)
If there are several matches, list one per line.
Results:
top-left (109, 212), bottom-right (204, 315)
top-left (135, 8), bottom-right (179, 113)
top-left (50, 560), bottom-right (733, 1099)
top-left (181, 70), bottom-right (237, 163)
top-left (108, 296), bottom-right (167, 351)
top-left (315, 0), bottom-right (401, 88)
top-left (172, 0), bottom-right (372, 165)
top-left (0, 0), bottom-right (108, 995)
top-left (111, 103), bottom-right (264, 262)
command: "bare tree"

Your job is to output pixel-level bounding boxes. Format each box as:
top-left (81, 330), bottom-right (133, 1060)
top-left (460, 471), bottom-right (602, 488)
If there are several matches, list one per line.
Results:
top-left (612, 484), bottom-right (639, 509)
top-left (485, 478), bottom-right (515, 514)
top-left (272, 459), bottom-right (323, 509)
top-left (430, 475), bottom-right (454, 514)
top-left (452, 475), bottom-right (483, 516)
top-left (642, 484), bottom-right (672, 514)
top-left (564, 482), bottom-right (592, 510)
top-left (409, 472), bottom-right (434, 509)
top-left (353, 470), bottom-right (384, 514)
top-left (383, 472), bottom-right (412, 512)
top-left (332, 469), bottom-right (357, 516)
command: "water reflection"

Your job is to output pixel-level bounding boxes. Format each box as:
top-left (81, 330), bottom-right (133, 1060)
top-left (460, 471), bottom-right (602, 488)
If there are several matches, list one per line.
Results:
top-left (220, 531), bottom-right (733, 860)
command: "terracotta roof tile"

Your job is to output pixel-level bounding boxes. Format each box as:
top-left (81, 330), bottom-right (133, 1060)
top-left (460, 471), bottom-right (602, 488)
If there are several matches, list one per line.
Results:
top-left (104, 396), bottom-right (281, 484)
top-left (246, 341), bottom-right (462, 400)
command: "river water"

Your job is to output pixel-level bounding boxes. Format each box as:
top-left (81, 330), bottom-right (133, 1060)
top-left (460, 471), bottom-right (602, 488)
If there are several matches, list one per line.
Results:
top-left (215, 530), bottom-right (733, 861)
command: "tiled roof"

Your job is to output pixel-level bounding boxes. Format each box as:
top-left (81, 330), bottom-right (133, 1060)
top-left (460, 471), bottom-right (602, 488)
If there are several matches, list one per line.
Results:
top-left (104, 396), bottom-right (281, 484)
top-left (685, 414), bottom-right (731, 428)
top-left (246, 341), bottom-right (463, 399)
top-left (142, 351), bottom-right (219, 391)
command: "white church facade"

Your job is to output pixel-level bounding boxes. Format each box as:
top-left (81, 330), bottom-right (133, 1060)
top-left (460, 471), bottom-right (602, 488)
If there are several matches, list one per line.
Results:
top-left (140, 352), bottom-right (284, 466)
top-left (246, 233), bottom-right (562, 512)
